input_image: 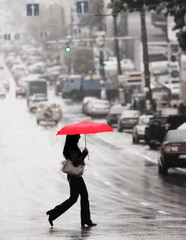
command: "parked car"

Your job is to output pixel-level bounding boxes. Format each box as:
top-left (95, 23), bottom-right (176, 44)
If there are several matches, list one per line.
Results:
top-left (28, 93), bottom-right (48, 112)
top-left (106, 104), bottom-right (130, 127)
top-left (84, 98), bottom-right (110, 116)
top-left (36, 101), bottom-right (62, 124)
top-left (15, 83), bottom-right (27, 97)
top-left (158, 129), bottom-right (186, 175)
top-left (132, 115), bottom-right (153, 144)
top-left (145, 115), bottom-right (186, 149)
top-left (117, 110), bottom-right (140, 132)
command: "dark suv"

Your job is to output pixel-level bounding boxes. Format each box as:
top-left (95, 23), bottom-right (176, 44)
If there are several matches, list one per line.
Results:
top-left (145, 115), bottom-right (186, 149)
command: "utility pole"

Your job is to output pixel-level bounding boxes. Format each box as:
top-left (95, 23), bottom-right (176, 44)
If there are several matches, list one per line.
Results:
top-left (113, 13), bottom-right (122, 75)
top-left (112, 0), bottom-right (122, 76)
top-left (140, 1), bottom-right (153, 107)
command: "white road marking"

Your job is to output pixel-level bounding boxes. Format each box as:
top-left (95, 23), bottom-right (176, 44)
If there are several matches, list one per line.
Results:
top-left (157, 210), bottom-right (170, 215)
top-left (121, 192), bottom-right (130, 196)
top-left (140, 202), bottom-right (150, 206)
top-left (176, 168), bottom-right (186, 173)
top-left (104, 181), bottom-right (111, 186)
top-left (133, 151), bottom-right (157, 163)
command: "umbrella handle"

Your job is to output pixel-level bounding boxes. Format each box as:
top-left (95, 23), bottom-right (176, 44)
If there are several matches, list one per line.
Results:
top-left (84, 134), bottom-right (89, 161)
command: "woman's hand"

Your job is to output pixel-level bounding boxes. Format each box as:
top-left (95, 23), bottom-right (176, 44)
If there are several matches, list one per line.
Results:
top-left (84, 147), bottom-right (88, 154)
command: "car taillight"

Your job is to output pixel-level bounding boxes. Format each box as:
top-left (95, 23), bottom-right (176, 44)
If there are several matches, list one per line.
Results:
top-left (164, 145), bottom-right (179, 152)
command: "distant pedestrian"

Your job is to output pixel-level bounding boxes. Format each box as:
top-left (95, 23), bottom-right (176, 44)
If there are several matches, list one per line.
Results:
top-left (46, 134), bottom-right (97, 228)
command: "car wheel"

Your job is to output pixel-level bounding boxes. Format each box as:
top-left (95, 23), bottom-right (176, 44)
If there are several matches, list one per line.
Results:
top-left (162, 165), bottom-right (168, 175)
top-left (55, 120), bottom-right (58, 125)
top-left (133, 133), bottom-right (139, 144)
top-left (132, 135), bottom-right (136, 144)
top-left (158, 162), bottom-right (168, 176)
top-left (118, 127), bottom-right (123, 132)
top-left (149, 143), bottom-right (157, 149)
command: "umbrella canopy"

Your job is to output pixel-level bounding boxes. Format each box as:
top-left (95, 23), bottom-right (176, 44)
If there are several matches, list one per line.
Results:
top-left (56, 121), bottom-right (113, 135)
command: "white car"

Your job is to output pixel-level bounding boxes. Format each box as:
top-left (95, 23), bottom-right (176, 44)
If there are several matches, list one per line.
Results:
top-left (132, 115), bottom-right (153, 143)
top-left (82, 96), bottom-right (99, 114)
top-left (28, 93), bottom-right (48, 112)
top-left (84, 98), bottom-right (110, 116)
top-left (163, 78), bottom-right (180, 96)
top-left (36, 101), bottom-right (62, 124)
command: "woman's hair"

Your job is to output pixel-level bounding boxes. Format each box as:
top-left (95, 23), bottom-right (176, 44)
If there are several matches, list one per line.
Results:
top-left (63, 135), bottom-right (80, 159)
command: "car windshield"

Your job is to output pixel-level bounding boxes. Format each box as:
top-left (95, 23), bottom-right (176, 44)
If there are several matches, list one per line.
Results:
top-left (141, 117), bottom-right (151, 124)
top-left (165, 130), bottom-right (186, 142)
top-left (110, 105), bottom-right (127, 114)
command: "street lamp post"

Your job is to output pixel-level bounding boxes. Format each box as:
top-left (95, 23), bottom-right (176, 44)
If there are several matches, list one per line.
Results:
top-left (113, 12), bottom-right (122, 76)
top-left (140, 1), bottom-right (153, 109)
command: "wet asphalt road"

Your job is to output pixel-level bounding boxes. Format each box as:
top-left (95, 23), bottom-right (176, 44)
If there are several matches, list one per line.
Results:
top-left (0, 60), bottom-right (186, 240)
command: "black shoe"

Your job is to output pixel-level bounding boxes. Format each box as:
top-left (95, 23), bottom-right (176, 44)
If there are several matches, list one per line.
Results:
top-left (46, 211), bottom-right (53, 227)
top-left (46, 210), bottom-right (52, 215)
top-left (81, 222), bottom-right (97, 227)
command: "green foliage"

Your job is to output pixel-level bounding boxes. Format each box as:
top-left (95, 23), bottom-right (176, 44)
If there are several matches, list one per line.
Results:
top-left (107, 0), bottom-right (162, 13)
top-left (107, 0), bottom-right (186, 51)
top-left (177, 31), bottom-right (186, 52)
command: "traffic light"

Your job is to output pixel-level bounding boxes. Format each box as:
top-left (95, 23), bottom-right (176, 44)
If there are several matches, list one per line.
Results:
top-left (65, 46), bottom-right (71, 53)
top-left (99, 51), bottom-right (105, 77)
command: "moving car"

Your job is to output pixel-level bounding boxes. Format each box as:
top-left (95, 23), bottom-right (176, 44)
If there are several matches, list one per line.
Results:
top-left (117, 110), bottom-right (140, 132)
top-left (28, 93), bottom-right (48, 112)
top-left (132, 115), bottom-right (153, 144)
top-left (82, 96), bottom-right (99, 114)
top-left (36, 101), bottom-right (62, 124)
top-left (158, 129), bottom-right (186, 175)
top-left (106, 104), bottom-right (129, 127)
top-left (84, 98), bottom-right (110, 116)
top-left (0, 87), bottom-right (6, 98)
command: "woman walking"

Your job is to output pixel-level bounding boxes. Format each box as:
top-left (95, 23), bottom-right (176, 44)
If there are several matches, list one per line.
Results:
top-left (46, 134), bottom-right (97, 227)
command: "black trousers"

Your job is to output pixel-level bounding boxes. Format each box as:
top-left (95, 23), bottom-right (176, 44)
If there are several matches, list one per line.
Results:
top-left (50, 175), bottom-right (91, 223)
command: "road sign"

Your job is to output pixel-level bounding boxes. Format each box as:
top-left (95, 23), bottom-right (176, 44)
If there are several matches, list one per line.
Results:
top-left (40, 32), bottom-right (47, 39)
top-left (4, 34), bottom-right (11, 40)
top-left (76, 1), bottom-right (89, 14)
top-left (27, 4), bottom-right (39, 16)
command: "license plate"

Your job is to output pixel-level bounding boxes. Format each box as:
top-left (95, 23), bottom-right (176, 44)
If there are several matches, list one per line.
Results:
top-left (179, 155), bottom-right (186, 159)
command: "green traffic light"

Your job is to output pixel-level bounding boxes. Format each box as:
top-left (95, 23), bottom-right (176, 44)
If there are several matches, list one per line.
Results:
top-left (99, 65), bottom-right (104, 70)
top-left (65, 46), bottom-right (71, 53)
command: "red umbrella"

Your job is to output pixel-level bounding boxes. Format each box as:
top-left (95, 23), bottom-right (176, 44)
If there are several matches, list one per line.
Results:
top-left (56, 121), bottom-right (113, 156)
top-left (56, 121), bottom-right (113, 135)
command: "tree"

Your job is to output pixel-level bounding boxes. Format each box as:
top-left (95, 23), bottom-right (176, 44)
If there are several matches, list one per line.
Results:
top-left (164, 1), bottom-right (186, 51)
top-left (64, 48), bottom-right (95, 74)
